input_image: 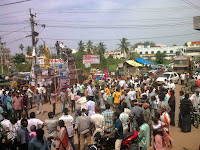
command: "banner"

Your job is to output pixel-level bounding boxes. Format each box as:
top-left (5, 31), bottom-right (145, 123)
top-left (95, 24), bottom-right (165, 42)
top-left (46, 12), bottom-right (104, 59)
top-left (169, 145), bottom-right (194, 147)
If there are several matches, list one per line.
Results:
top-left (83, 55), bottom-right (100, 64)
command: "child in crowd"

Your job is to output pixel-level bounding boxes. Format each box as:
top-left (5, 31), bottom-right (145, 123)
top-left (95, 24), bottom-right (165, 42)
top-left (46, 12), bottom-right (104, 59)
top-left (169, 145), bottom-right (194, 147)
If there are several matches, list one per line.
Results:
top-left (30, 125), bottom-right (37, 140)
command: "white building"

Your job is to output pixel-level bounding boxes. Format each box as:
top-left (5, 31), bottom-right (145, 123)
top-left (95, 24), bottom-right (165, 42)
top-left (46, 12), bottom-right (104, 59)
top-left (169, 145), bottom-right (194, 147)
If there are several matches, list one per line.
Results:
top-left (135, 45), bottom-right (186, 60)
top-left (104, 50), bottom-right (127, 59)
top-left (185, 41), bottom-right (200, 60)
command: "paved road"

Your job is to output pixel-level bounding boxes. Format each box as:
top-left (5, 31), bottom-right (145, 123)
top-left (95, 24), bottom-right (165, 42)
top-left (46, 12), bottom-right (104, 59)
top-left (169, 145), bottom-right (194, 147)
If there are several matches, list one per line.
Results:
top-left (31, 84), bottom-right (200, 150)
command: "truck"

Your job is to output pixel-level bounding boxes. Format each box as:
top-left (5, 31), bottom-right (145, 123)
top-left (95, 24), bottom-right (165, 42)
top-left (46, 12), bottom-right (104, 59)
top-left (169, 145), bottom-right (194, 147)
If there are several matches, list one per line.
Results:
top-left (173, 57), bottom-right (194, 75)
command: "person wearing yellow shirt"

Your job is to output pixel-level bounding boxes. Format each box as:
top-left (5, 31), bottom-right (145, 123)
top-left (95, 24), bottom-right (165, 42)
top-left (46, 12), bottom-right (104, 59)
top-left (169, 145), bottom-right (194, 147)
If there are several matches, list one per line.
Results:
top-left (113, 89), bottom-right (121, 110)
top-left (137, 87), bottom-right (141, 99)
top-left (105, 86), bottom-right (111, 97)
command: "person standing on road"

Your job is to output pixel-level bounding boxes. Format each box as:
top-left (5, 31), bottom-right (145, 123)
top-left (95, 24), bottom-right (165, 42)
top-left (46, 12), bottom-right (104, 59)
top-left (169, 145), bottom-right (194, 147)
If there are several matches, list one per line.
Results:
top-left (33, 89), bottom-right (43, 115)
top-left (59, 108), bottom-right (75, 150)
top-left (59, 88), bottom-right (67, 113)
top-left (46, 85), bottom-right (52, 104)
top-left (178, 91), bottom-right (185, 128)
top-left (104, 112), bottom-right (124, 150)
top-left (50, 91), bottom-right (57, 116)
top-left (12, 92), bottom-right (23, 120)
top-left (22, 90), bottom-right (29, 119)
top-left (180, 93), bottom-right (193, 133)
top-left (67, 87), bottom-right (71, 108)
top-left (45, 112), bottom-right (58, 150)
top-left (102, 103), bottom-right (114, 133)
top-left (168, 90), bottom-right (176, 126)
top-left (85, 96), bottom-right (96, 117)
top-left (26, 87), bottom-right (33, 109)
top-left (27, 112), bottom-right (44, 132)
top-left (6, 92), bottom-right (13, 117)
top-left (180, 73), bottom-right (185, 85)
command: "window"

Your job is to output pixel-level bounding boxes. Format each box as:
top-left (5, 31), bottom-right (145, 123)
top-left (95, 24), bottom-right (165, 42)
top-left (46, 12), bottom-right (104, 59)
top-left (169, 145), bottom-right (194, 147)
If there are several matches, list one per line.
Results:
top-left (145, 51), bottom-right (148, 54)
top-left (140, 52), bottom-right (142, 55)
top-left (170, 50), bottom-right (173, 53)
top-left (151, 51), bottom-right (154, 54)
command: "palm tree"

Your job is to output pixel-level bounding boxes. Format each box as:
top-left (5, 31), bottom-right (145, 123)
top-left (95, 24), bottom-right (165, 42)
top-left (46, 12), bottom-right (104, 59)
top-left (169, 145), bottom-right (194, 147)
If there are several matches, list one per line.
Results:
top-left (97, 42), bottom-right (106, 56)
top-left (77, 40), bottom-right (85, 53)
top-left (19, 44), bottom-right (24, 54)
top-left (118, 38), bottom-right (130, 55)
top-left (86, 40), bottom-right (93, 54)
top-left (37, 45), bottom-right (45, 56)
top-left (26, 46), bottom-right (32, 56)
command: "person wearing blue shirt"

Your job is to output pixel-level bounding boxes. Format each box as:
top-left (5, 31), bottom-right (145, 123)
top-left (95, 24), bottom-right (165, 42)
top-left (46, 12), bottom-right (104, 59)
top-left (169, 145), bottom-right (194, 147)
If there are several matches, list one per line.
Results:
top-left (104, 112), bottom-right (124, 150)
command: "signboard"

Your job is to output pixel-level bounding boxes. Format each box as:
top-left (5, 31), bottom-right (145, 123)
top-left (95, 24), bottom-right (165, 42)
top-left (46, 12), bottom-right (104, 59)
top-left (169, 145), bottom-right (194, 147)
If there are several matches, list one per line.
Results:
top-left (42, 70), bottom-right (48, 76)
top-left (59, 61), bottom-right (69, 76)
top-left (193, 16), bottom-right (200, 31)
top-left (83, 55), bottom-right (100, 64)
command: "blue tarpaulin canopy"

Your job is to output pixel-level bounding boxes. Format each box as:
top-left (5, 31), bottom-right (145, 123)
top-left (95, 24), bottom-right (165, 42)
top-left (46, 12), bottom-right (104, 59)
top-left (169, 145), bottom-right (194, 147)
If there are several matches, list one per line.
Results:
top-left (135, 58), bottom-right (155, 65)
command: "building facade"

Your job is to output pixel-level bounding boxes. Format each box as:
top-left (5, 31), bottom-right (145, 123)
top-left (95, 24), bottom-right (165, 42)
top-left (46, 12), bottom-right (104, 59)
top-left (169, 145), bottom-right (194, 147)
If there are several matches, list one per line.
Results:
top-left (104, 50), bottom-right (127, 59)
top-left (135, 45), bottom-right (186, 60)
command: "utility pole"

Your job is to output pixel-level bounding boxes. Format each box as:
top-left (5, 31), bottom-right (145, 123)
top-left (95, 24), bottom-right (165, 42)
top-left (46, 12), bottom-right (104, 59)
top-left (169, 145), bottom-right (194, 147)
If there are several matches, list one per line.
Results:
top-left (0, 37), bottom-right (6, 74)
top-left (29, 9), bottom-right (39, 86)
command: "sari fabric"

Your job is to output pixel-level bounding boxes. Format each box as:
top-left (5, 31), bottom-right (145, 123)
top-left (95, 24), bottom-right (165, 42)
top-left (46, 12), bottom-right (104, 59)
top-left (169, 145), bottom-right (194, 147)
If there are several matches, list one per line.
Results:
top-left (59, 127), bottom-right (73, 150)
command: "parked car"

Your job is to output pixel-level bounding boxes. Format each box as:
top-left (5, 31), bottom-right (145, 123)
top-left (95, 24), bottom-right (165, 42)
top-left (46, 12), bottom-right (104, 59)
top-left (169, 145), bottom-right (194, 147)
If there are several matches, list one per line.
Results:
top-left (156, 72), bottom-right (179, 85)
top-left (149, 66), bottom-right (160, 74)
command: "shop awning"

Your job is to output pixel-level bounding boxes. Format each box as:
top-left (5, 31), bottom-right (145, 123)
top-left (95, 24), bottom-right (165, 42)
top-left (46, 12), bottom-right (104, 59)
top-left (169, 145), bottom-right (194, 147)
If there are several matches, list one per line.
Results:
top-left (135, 58), bottom-right (155, 65)
top-left (125, 60), bottom-right (143, 67)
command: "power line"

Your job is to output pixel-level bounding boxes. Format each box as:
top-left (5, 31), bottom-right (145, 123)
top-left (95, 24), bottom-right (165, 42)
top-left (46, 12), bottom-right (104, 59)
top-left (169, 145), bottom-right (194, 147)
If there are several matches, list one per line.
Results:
top-left (181, 0), bottom-right (200, 10)
top-left (0, 10), bottom-right (27, 17)
top-left (6, 36), bottom-right (28, 44)
top-left (0, 0), bottom-right (31, 6)
top-left (41, 32), bottom-right (200, 41)
top-left (1, 26), bottom-right (30, 37)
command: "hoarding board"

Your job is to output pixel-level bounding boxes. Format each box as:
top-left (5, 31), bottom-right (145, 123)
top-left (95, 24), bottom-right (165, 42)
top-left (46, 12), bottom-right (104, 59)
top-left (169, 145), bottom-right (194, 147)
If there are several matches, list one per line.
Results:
top-left (83, 55), bottom-right (100, 64)
top-left (193, 16), bottom-right (200, 30)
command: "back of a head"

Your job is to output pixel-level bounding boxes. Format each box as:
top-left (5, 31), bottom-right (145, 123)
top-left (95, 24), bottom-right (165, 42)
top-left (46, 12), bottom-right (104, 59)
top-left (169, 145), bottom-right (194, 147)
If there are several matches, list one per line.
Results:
top-left (63, 108), bottom-right (68, 115)
top-left (30, 112), bottom-right (35, 118)
top-left (48, 112), bottom-right (54, 118)
top-left (30, 125), bottom-right (36, 132)
top-left (136, 116), bottom-right (145, 127)
top-left (185, 93), bottom-right (189, 99)
top-left (10, 117), bottom-right (17, 124)
top-left (58, 120), bottom-right (65, 127)
top-left (122, 102), bottom-right (127, 108)
top-left (95, 106), bottom-right (101, 113)
top-left (113, 112), bottom-right (120, 118)
top-left (21, 118), bottom-right (27, 127)
top-left (36, 129), bottom-right (44, 143)
top-left (105, 103), bottom-right (110, 109)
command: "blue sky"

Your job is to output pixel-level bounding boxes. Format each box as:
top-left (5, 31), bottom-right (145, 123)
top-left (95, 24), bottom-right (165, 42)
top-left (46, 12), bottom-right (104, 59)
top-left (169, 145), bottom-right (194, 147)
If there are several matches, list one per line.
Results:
top-left (1, 0), bottom-right (200, 54)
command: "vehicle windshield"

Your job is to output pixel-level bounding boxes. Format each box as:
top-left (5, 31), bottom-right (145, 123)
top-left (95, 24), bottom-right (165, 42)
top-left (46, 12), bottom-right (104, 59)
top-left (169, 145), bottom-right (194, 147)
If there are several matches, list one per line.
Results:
top-left (160, 74), bottom-right (170, 77)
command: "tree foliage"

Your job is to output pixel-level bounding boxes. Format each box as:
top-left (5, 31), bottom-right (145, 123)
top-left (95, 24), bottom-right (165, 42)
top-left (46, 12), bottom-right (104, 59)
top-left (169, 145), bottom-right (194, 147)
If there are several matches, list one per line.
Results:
top-left (86, 40), bottom-right (93, 54)
top-left (37, 44), bottom-right (45, 57)
top-left (118, 38), bottom-right (130, 55)
top-left (155, 51), bottom-right (166, 64)
top-left (12, 53), bottom-right (26, 64)
top-left (26, 46), bottom-right (32, 56)
top-left (19, 44), bottom-right (24, 54)
top-left (130, 52), bottom-right (140, 60)
top-left (77, 41), bottom-right (85, 53)
top-left (97, 42), bottom-right (106, 57)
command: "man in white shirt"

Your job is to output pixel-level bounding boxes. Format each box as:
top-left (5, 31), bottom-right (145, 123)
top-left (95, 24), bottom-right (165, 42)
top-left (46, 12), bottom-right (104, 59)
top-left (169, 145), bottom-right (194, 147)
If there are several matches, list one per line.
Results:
top-left (169, 80), bottom-right (175, 90)
top-left (189, 91), bottom-right (200, 109)
top-left (1, 113), bottom-right (13, 140)
top-left (36, 84), bottom-right (43, 94)
top-left (119, 106), bottom-right (129, 134)
top-left (180, 73), bottom-right (185, 85)
top-left (91, 106), bottom-right (105, 136)
top-left (87, 82), bottom-right (94, 101)
top-left (59, 108), bottom-right (75, 150)
top-left (86, 96), bottom-right (95, 116)
top-left (27, 112), bottom-right (44, 132)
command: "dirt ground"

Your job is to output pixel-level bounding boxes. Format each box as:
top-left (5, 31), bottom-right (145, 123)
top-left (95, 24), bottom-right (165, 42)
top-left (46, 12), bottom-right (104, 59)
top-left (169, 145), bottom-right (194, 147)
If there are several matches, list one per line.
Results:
top-left (32, 84), bottom-right (200, 150)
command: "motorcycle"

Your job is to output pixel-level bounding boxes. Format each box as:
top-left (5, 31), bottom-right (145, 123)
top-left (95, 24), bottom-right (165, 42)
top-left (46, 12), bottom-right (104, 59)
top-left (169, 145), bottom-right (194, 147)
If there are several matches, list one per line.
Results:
top-left (191, 105), bottom-right (200, 129)
top-left (86, 130), bottom-right (139, 150)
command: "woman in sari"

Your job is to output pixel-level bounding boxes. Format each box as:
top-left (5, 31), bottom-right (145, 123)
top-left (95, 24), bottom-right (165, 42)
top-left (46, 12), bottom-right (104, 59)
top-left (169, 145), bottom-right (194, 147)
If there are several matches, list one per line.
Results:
top-left (153, 112), bottom-right (164, 150)
top-left (180, 93), bottom-right (192, 132)
top-left (160, 104), bottom-right (173, 148)
top-left (56, 120), bottom-right (73, 150)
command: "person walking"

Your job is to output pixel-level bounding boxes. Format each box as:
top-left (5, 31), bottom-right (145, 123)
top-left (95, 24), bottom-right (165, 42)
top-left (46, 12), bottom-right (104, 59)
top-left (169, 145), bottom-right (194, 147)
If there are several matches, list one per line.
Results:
top-left (26, 87), bottom-right (33, 109)
top-left (22, 90), bottom-right (29, 119)
top-left (18, 119), bottom-right (30, 150)
top-left (59, 88), bottom-right (67, 113)
top-left (12, 92), bottom-right (22, 120)
top-left (168, 90), bottom-right (176, 126)
top-left (75, 110), bottom-right (94, 150)
top-left (29, 129), bottom-right (49, 150)
top-left (104, 112), bottom-right (124, 150)
top-left (46, 85), bottom-right (52, 104)
top-left (45, 112), bottom-right (58, 149)
top-left (50, 91), bottom-right (57, 115)
top-left (180, 93), bottom-right (193, 132)
top-left (59, 108), bottom-right (75, 150)
top-left (27, 112), bottom-right (44, 132)
top-left (33, 89), bottom-right (43, 115)
top-left (180, 73), bottom-right (185, 85)
top-left (6, 92), bottom-right (13, 117)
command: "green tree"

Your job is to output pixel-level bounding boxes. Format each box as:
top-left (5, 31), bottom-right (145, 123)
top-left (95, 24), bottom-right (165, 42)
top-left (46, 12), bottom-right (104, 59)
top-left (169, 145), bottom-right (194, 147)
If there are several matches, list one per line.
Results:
top-left (107, 54), bottom-right (114, 59)
top-left (175, 50), bottom-right (181, 56)
top-left (130, 52), bottom-right (140, 60)
top-left (26, 46), bottom-right (32, 56)
top-left (155, 51), bottom-right (166, 64)
top-left (37, 44), bottom-right (45, 57)
top-left (118, 38), bottom-right (130, 55)
top-left (173, 44), bottom-right (177, 46)
top-left (97, 42), bottom-right (106, 56)
top-left (77, 41), bottom-right (85, 53)
top-left (86, 40), bottom-right (93, 54)
top-left (19, 44), bottom-right (24, 54)
top-left (184, 42), bottom-right (188, 46)
top-left (12, 53), bottom-right (26, 64)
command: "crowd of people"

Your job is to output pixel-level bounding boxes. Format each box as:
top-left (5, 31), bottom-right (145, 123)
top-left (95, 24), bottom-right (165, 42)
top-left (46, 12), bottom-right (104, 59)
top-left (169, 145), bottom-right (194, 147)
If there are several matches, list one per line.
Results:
top-left (0, 72), bottom-right (199, 150)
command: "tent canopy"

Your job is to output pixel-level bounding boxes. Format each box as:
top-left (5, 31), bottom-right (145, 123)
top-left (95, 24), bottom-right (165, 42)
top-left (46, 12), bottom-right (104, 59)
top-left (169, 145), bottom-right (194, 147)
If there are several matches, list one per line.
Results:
top-left (135, 58), bottom-right (155, 65)
top-left (125, 60), bottom-right (143, 67)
